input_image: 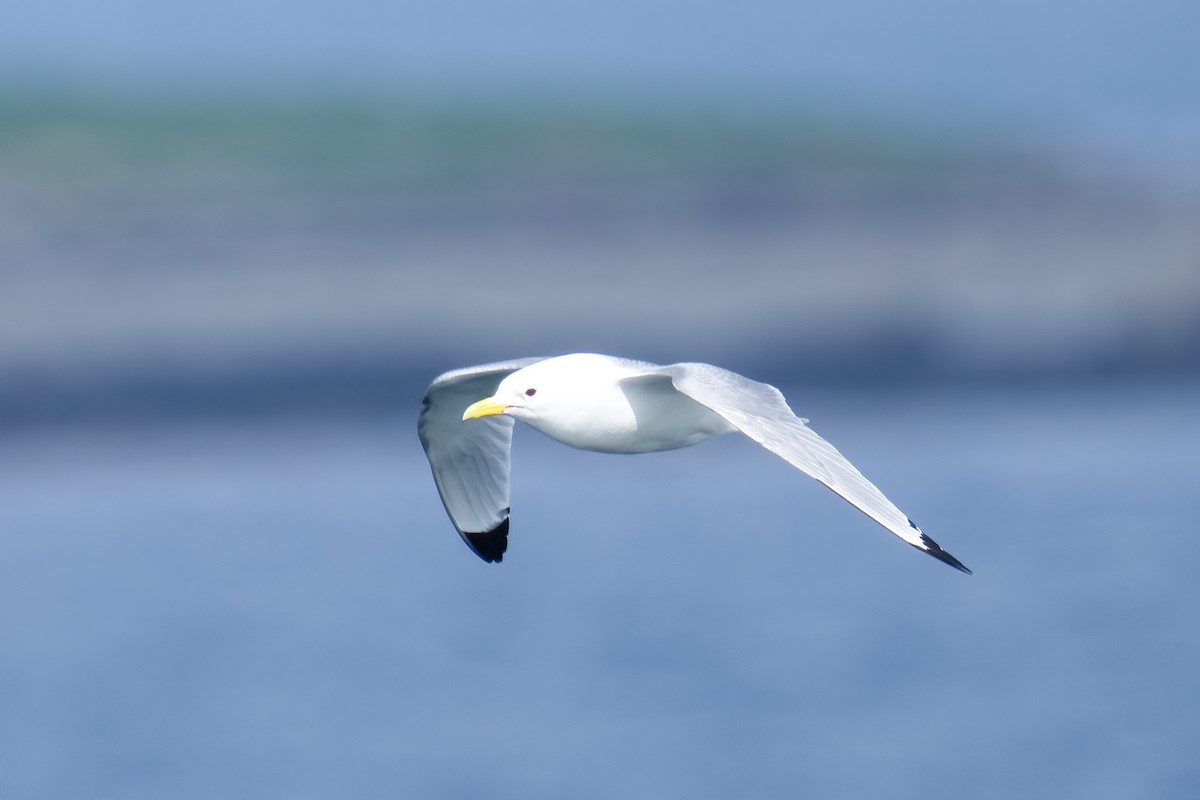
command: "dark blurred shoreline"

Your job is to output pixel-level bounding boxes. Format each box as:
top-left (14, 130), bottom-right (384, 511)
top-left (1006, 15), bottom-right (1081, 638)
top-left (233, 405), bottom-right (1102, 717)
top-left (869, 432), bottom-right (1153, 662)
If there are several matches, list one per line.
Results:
top-left (3, 348), bottom-right (1197, 435)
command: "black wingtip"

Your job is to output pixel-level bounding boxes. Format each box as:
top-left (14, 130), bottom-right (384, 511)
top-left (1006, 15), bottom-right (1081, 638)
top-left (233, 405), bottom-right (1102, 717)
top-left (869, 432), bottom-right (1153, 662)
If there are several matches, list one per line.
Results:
top-left (464, 517), bottom-right (509, 563)
top-left (917, 531), bottom-right (972, 574)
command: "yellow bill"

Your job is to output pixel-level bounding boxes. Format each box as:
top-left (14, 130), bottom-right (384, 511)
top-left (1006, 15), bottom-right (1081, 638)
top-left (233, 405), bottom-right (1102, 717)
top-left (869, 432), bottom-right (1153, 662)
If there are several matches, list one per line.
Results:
top-left (462, 397), bottom-right (510, 421)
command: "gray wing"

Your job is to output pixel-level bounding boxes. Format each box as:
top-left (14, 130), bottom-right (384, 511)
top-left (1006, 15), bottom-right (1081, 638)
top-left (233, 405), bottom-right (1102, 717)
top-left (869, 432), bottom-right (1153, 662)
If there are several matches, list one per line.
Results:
top-left (417, 357), bottom-right (546, 562)
top-left (653, 362), bottom-right (970, 573)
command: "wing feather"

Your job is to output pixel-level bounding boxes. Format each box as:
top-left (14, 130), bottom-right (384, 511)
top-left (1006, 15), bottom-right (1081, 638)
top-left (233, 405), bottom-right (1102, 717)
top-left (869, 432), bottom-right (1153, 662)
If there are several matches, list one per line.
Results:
top-left (417, 357), bottom-right (546, 562)
top-left (655, 362), bottom-right (970, 573)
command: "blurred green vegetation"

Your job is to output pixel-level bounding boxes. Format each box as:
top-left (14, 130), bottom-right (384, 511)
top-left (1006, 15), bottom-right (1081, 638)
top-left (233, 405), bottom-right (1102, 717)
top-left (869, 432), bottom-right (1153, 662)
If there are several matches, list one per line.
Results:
top-left (0, 91), bottom-right (1022, 205)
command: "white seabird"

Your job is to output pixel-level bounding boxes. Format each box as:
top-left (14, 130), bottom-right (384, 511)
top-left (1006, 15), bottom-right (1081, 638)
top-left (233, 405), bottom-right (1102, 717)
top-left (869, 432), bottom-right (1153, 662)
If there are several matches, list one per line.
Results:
top-left (418, 353), bottom-right (970, 573)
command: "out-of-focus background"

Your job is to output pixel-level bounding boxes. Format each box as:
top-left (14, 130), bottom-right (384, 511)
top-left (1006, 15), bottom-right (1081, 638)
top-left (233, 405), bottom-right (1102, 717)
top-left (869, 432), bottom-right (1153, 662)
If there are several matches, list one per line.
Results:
top-left (2, 2), bottom-right (1198, 798)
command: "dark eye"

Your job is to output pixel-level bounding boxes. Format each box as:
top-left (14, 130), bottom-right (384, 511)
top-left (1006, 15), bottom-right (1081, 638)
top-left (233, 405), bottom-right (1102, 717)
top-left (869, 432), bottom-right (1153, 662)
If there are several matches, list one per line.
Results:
top-left (525, 388), bottom-right (537, 397)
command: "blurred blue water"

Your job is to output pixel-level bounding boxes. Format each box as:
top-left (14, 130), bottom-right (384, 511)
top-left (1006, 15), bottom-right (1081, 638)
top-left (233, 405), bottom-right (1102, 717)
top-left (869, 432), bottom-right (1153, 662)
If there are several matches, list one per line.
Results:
top-left (2, 379), bottom-right (1198, 799)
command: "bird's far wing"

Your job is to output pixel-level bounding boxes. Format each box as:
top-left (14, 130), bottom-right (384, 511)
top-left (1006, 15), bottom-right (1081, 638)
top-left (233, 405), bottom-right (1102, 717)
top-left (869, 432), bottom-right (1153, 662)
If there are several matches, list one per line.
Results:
top-left (417, 357), bottom-right (546, 563)
top-left (652, 362), bottom-right (970, 573)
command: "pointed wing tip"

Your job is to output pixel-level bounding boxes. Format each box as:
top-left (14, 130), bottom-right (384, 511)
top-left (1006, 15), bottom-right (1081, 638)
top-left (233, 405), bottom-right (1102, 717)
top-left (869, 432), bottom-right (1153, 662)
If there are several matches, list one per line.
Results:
top-left (917, 531), bottom-right (972, 574)
top-left (464, 517), bottom-right (509, 563)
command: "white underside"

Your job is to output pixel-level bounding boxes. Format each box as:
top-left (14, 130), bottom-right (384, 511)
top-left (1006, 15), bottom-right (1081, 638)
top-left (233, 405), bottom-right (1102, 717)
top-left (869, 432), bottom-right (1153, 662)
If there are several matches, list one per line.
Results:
top-left (524, 372), bottom-right (735, 454)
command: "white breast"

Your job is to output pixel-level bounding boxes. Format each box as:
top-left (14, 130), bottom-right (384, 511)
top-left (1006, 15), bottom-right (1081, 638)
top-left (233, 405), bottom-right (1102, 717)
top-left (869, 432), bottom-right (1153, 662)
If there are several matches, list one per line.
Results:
top-left (524, 370), bottom-right (733, 454)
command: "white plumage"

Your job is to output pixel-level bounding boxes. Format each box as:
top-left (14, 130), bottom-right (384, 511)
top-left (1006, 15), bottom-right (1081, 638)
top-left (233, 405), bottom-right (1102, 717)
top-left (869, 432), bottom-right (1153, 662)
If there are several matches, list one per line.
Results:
top-left (418, 353), bottom-right (969, 573)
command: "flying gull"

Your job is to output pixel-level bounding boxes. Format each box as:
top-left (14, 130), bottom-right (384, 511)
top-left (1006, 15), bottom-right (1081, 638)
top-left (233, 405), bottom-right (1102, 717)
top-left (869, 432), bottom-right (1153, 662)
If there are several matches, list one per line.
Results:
top-left (418, 353), bottom-right (970, 573)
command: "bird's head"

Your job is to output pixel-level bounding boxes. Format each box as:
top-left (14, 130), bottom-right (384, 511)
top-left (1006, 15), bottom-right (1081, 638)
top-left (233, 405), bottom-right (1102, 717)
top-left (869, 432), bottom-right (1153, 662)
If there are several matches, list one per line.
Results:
top-left (461, 354), bottom-right (620, 427)
top-left (460, 359), bottom-right (569, 423)
top-left (461, 380), bottom-right (540, 422)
